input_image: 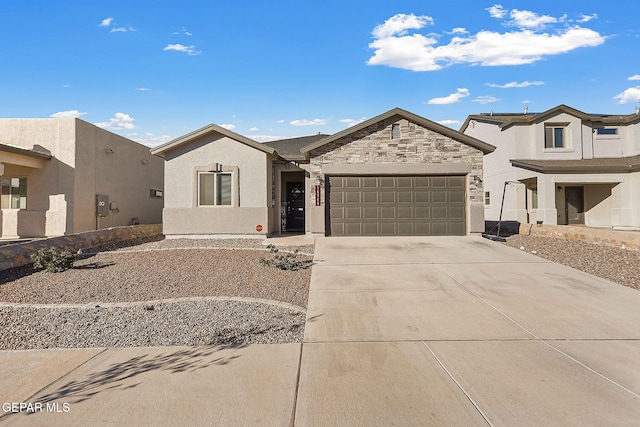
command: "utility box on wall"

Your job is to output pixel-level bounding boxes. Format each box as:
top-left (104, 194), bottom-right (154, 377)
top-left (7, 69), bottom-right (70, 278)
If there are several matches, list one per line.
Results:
top-left (96, 194), bottom-right (109, 217)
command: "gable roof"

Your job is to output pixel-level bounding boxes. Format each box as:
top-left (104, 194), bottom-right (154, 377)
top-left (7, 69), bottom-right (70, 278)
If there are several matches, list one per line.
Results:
top-left (151, 123), bottom-right (275, 158)
top-left (461, 104), bottom-right (640, 132)
top-left (301, 107), bottom-right (495, 155)
top-left (264, 134), bottom-right (329, 161)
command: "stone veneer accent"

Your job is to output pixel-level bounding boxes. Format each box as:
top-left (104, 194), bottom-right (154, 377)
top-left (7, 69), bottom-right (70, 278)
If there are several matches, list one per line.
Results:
top-left (519, 223), bottom-right (640, 251)
top-left (0, 224), bottom-right (163, 271)
top-left (308, 119), bottom-right (484, 206)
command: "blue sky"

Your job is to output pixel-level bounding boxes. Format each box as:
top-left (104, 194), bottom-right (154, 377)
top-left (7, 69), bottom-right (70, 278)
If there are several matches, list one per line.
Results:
top-left (2, 1), bottom-right (639, 147)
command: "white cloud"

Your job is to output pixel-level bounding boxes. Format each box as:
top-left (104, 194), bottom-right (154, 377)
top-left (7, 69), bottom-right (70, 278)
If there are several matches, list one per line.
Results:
top-left (276, 119), bottom-right (285, 124)
top-left (438, 119), bottom-right (461, 127)
top-left (472, 96), bottom-right (500, 104)
top-left (450, 28), bottom-right (468, 35)
top-left (94, 113), bottom-right (135, 130)
top-left (219, 124), bottom-right (236, 130)
top-left (111, 26), bottom-right (135, 33)
top-left (99, 17), bottom-right (113, 27)
top-left (339, 118), bottom-right (367, 127)
top-left (173, 29), bottom-right (193, 36)
top-left (427, 88), bottom-right (470, 105)
top-left (487, 5), bottom-right (507, 19)
top-left (290, 119), bottom-right (327, 126)
top-left (508, 9), bottom-right (563, 30)
top-left (578, 14), bottom-right (598, 23)
top-left (50, 110), bottom-right (86, 119)
top-left (128, 132), bottom-right (172, 148)
top-left (628, 74), bottom-right (640, 81)
top-left (372, 13), bottom-right (434, 39)
top-left (135, 87), bottom-right (150, 91)
top-left (613, 87), bottom-right (640, 104)
top-left (251, 135), bottom-right (284, 142)
top-left (62, 84), bottom-right (71, 88)
top-left (163, 44), bottom-right (201, 56)
top-left (249, 127), bottom-right (259, 131)
top-left (368, 10), bottom-right (605, 71)
top-left (486, 80), bottom-right (544, 88)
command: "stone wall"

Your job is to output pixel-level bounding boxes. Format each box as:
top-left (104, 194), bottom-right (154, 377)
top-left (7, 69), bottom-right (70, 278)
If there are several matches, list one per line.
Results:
top-left (308, 118), bottom-right (485, 206)
top-left (519, 223), bottom-right (640, 251)
top-left (0, 224), bottom-right (163, 271)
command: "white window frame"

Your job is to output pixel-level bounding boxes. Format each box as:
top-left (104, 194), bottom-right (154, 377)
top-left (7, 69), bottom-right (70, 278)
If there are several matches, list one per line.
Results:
top-left (198, 172), bottom-right (232, 207)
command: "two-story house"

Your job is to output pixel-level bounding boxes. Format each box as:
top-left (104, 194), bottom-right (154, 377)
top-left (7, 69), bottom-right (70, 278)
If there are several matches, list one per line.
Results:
top-left (461, 104), bottom-right (640, 229)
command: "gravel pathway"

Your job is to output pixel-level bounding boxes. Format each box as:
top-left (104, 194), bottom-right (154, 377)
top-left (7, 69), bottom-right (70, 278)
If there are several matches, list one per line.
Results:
top-left (0, 238), bottom-right (313, 350)
top-left (505, 234), bottom-right (639, 290)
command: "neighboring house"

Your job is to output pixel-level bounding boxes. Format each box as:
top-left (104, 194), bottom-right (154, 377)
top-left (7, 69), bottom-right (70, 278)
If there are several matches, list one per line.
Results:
top-left (461, 104), bottom-right (640, 228)
top-left (0, 118), bottom-right (164, 239)
top-left (151, 108), bottom-right (494, 237)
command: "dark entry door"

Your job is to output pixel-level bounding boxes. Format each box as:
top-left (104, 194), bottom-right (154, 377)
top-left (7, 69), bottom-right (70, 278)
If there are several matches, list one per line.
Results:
top-left (565, 186), bottom-right (584, 224)
top-left (286, 182), bottom-right (305, 232)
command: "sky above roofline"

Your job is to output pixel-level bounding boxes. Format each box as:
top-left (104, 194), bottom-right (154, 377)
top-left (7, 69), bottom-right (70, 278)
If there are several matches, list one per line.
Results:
top-left (1, 1), bottom-right (639, 147)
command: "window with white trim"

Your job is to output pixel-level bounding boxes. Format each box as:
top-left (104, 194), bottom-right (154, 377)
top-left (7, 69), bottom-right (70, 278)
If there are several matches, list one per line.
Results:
top-left (544, 125), bottom-right (566, 148)
top-left (484, 191), bottom-right (490, 206)
top-left (1, 177), bottom-right (27, 209)
top-left (198, 172), bottom-right (232, 206)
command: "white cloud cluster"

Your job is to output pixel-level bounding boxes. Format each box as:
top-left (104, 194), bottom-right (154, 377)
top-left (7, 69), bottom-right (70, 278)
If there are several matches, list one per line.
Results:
top-left (367, 7), bottom-right (605, 71)
top-left (628, 74), bottom-right (640, 81)
top-left (252, 135), bottom-right (284, 143)
top-left (438, 119), bottom-right (461, 127)
top-left (613, 87), bottom-right (640, 104)
top-left (94, 113), bottom-right (135, 130)
top-left (428, 88), bottom-right (470, 105)
top-left (290, 119), bottom-right (327, 126)
top-left (339, 118), bottom-right (367, 127)
top-left (219, 124), bottom-right (236, 130)
top-left (98, 16), bottom-right (135, 33)
top-left (486, 81), bottom-right (544, 88)
top-left (163, 43), bottom-right (201, 56)
top-left (128, 132), bottom-right (172, 148)
top-left (473, 96), bottom-right (500, 104)
top-left (50, 110), bottom-right (86, 118)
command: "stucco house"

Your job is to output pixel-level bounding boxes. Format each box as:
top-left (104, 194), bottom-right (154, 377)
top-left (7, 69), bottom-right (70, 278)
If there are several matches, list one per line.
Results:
top-left (151, 108), bottom-right (495, 237)
top-left (0, 118), bottom-right (164, 239)
top-left (461, 104), bottom-right (640, 228)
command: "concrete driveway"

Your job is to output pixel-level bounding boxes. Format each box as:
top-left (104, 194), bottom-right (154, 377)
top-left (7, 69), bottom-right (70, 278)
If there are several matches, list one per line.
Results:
top-left (296, 236), bottom-right (640, 426)
top-left (2, 236), bottom-right (640, 426)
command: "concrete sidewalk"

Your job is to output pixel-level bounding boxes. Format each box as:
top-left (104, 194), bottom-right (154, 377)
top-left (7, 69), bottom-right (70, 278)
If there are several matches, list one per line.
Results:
top-left (2, 236), bottom-right (640, 425)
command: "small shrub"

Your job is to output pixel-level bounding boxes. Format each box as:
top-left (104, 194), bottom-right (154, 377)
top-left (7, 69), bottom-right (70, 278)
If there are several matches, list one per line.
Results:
top-left (30, 248), bottom-right (78, 273)
top-left (260, 244), bottom-right (305, 271)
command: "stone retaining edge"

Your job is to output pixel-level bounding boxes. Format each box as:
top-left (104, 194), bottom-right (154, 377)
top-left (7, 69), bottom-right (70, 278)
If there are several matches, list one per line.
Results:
top-left (0, 296), bottom-right (306, 313)
top-left (518, 224), bottom-right (640, 251)
top-left (0, 224), bottom-right (163, 272)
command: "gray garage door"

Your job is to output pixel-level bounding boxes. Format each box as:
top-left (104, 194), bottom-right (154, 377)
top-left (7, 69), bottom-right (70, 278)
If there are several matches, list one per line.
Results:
top-left (328, 176), bottom-right (466, 236)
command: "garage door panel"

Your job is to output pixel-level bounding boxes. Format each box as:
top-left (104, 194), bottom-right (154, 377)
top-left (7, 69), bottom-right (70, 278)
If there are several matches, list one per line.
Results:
top-left (398, 191), bottom-right (412, 203)
top-left (380, 206), bottom-right (395, 219)
top-left (380, 192), bottom-right (396, 203)
top-left (329, 175), bottom-right (466, 236)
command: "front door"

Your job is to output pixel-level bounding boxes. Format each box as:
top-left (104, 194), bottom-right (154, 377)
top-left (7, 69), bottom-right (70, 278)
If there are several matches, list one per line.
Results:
top-left (286, 181), bottom-right (305, 232)
top-left (565, 186), bottom-right (584, 224)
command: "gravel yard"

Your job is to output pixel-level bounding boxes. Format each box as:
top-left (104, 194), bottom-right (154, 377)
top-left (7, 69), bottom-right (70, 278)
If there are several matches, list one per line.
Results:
top-left (505, 234), bottom-right (639, 290)
top-left (0, 238), bottom-right (313, 350)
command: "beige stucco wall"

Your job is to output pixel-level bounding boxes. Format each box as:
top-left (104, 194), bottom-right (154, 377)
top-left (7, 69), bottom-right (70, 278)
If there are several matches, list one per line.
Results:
top-left (74, 120), bottom-right (164, 232)
top-left (0, 118), bottom-right (163, 238)
top-left (308, 118), bottom-right (485, 234)
top-left (161, 133), bottom-right (272, 235)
